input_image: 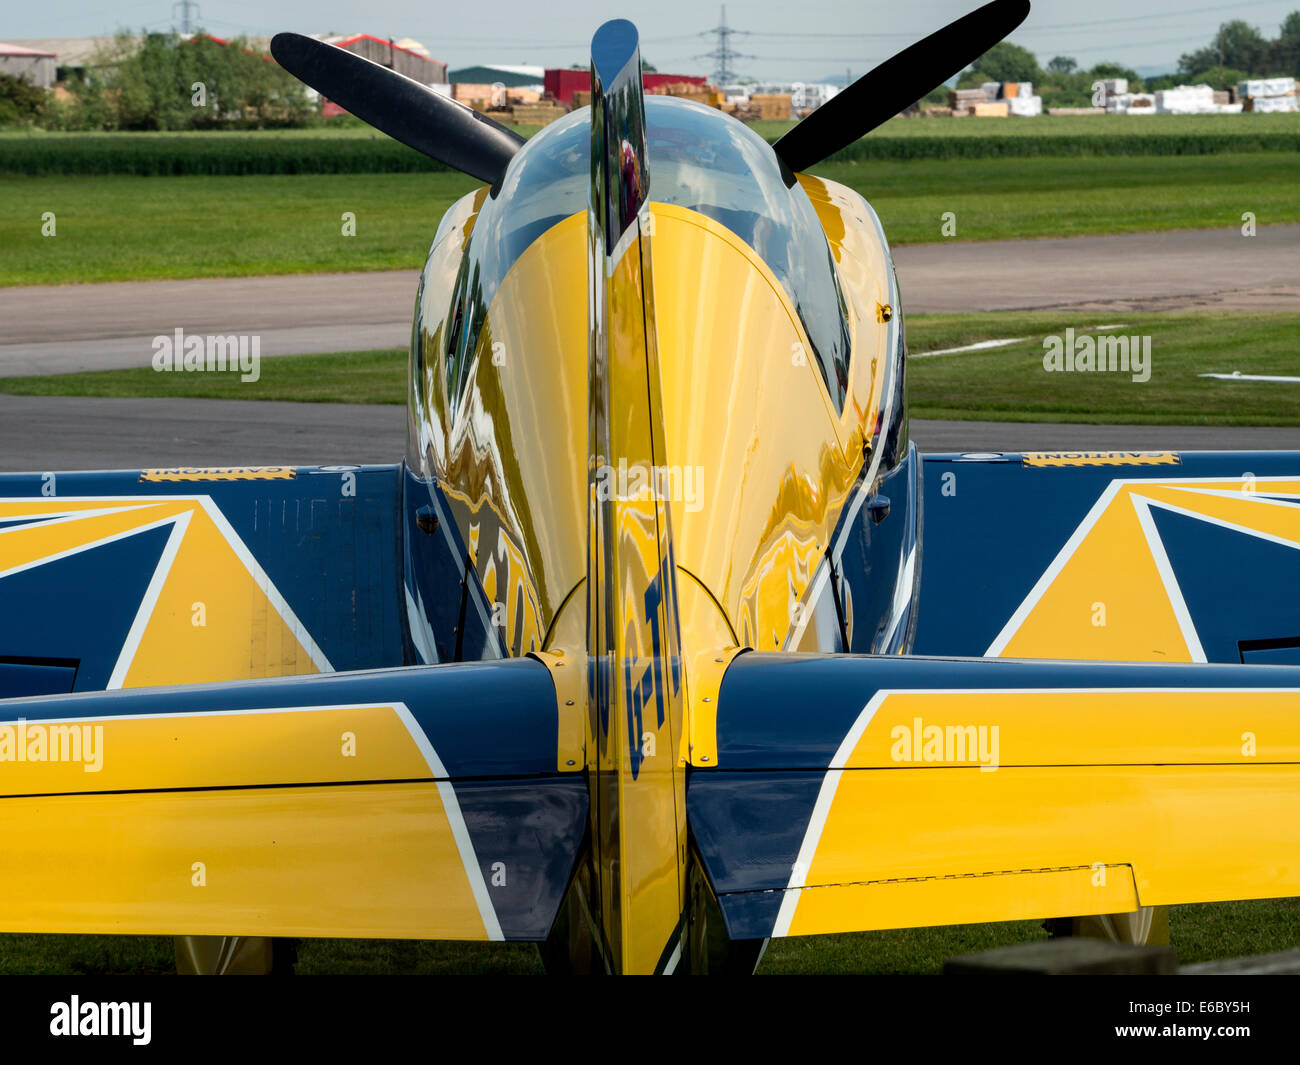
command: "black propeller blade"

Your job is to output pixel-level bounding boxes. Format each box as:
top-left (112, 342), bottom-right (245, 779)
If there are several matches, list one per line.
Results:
top-left (270, 32), bottom-right (526, 186)
top-left (772, 0), bottom-right (1031, 174)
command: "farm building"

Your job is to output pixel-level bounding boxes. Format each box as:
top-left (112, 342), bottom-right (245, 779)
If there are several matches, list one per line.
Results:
top-left (0, 42), bottom-right (57, 89)
top-left (544, 68), bottom-right (707, 107)
top-left (316, 34), bottom-right (447, 85)
top-left (450, 65), bottom-right (545, 89)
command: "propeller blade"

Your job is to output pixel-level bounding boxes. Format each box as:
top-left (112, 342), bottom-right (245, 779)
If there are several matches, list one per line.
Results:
top-left (772, 0), bottom-right (1031, 174)
top-left (270, 32), bottom-right (526, 185)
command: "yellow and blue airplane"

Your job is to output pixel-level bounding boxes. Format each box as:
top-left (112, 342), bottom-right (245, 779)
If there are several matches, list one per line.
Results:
top-left (3, 2), bottom-right (1300, 974)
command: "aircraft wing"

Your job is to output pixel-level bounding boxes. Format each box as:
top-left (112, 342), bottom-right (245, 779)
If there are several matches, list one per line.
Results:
top-left (0, 464), bottom-right (411, 697)
top-left (688, 448), bottom-right (1300, 943)
top-left (912, 449), bottom-right (1300, 664)
top-left (0, 464), bottom-right (587, 943)
top-left (689, 651), bottom-right (1300, 941)
top-left (0, 660), bottom-right (585, 940)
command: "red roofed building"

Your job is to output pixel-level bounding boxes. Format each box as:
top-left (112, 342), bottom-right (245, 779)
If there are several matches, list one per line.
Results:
top-left (544, 68), bottom-right (707, 107)
top-left (321, 34), bottom-right (447, 85)
top-left (0, 42), bottom-right (57, 90)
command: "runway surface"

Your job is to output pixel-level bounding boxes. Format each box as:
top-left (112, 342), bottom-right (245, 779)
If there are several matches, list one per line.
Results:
top-left (2, 394), bottom-right (1296, 472)
top-left (2, 225), bottom-right (1296, 377)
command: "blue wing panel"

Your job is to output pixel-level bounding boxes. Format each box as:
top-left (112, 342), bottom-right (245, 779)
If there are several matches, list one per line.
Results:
top-left (1151, 504), bottom-right (1300, 662)
top-left (913, 450), bottom-right (1300, 658)
top-left (0, 524), bottom-right (171, 692)
top-left (0, 466), bottom-right (407, 689)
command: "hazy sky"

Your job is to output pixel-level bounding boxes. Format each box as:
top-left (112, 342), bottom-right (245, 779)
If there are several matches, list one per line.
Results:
top-left (11, 0), bottom-right (1300, 79)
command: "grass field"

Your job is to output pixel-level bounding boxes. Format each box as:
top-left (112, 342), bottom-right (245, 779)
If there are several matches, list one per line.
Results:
top-left (3, 153), bottom-right (1297, 285)
top-left (753, 111), bottom-right (1300, 141)
top-left (906, 312), bottom-right (1300, 425)
top-left (4, 314), bottom-right (1294, 426)
top-left (4, 897), bottom-right (1298, 973)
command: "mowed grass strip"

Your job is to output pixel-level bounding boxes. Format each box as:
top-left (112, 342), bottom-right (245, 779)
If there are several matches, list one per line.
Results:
top-left (905, 312), bottom-right (1300, 426)
top-left (2, 313), bottom-right (1295, 427)
top-left (3, 897), bottom-right (1298, 973)
top-left (3, 153), bottom-right (1297, 285)
top-left (0, 349), bottom-right (407, 404)
top-left (819, 153), bottom-right (1300, 243)
top-left (0, 172), bottom-right (483, 285)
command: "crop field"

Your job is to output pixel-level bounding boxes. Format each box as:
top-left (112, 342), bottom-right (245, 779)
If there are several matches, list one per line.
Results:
top-left (3, 152), bottom-right (1296, 284)
top-left (1, 112), bottom-right (1296, 175)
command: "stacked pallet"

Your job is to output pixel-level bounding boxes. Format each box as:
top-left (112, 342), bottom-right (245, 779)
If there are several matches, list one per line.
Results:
top-left (1239, 77), bottom-right (1297, 112)
top-left (749, 93), bottom-right (792, 120)
top-left (511, 102), bottom-right (568, 126)
top-left (972, 100), bottom-right (1009, 117)
top-left (948, 88), bottom-right (987, 115)
top-left (452, 83), bottom-right (503, 111)
top-left (1155, 84), bottom-right (1243, 114)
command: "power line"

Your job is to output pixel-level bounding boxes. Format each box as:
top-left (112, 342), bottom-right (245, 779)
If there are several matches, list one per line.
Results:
top-left (171, 0), bottom-right (201, 35)
top-left (700, 5), bottom-right (759, 84)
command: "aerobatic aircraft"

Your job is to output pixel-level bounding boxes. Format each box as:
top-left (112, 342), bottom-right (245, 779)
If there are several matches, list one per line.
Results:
top-left (2, 0), bottom-right (1300, 975)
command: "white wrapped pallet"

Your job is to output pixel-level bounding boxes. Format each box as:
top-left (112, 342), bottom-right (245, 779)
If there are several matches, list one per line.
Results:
top-left (1006, 94), bottom-right (1042, 116)
top-left (1103, 78), bottom-right (1127, 95)
top-left (1155, 84), bottom-right (1217, 114)
top-left (1105, 93), bottom-right (1132, 112)
top-left (1249, 95), bottom-right (1298, 113)
top-left (1238, 77), bottom-right (1295, 99)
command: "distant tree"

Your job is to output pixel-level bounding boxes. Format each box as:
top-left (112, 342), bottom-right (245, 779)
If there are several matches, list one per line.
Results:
top-left (1088, 61), bottom-right (1140, 83)
top-left (0, 72), bottom-right (47, 126)
top-left (1184, 66), bottom-right (1252, 89)
top-left (1273, 10), bottom-right (1300, 75)
top-left (958, 40), bottom-right (1042, 85)
top-left (1046, 55), bottom-right (1077, 74)
top-left (1179, 20), bottom-right (1270, 77)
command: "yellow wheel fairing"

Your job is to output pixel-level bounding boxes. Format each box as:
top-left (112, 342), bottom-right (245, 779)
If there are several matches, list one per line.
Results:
top-left (0, 497), bottom-right (328, 688)
top-left (773, 687), bottom-right (1300, 938)
top-left (0, 703), bottom-right (502, 940)
top-left (989, 478), bottom-right (1300, 661)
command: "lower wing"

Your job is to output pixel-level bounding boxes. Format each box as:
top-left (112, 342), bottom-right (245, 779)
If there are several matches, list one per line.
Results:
top-left (689, 651), bottom-right (1300, 940)
top-left (0, 660), bottom-right (585, 941)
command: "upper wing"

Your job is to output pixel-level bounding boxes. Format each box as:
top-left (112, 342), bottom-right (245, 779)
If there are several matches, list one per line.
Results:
top-left (913, 448), bottom-right (1300, 663)
top-left (0, 464), bottom-right (409, 697)
top-left (688, 651), bottom-right (1300, 941)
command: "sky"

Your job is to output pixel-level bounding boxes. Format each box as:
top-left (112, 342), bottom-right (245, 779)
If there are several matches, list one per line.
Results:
top-left (9, 0), bottom-right (1300, 80)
